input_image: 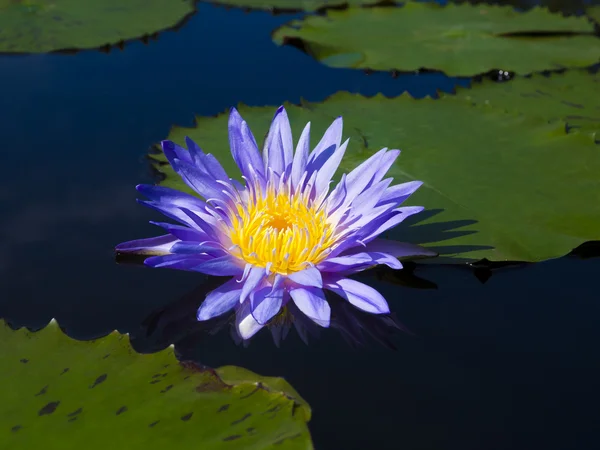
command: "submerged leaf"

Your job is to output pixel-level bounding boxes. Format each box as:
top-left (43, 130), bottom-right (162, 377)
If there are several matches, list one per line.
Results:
top-left (272, 2), bottom-right (600, 76)
top-left (0, 320), bottom-right (312, 449)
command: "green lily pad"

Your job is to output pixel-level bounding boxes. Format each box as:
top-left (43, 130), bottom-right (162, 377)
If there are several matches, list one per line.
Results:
top-left (204, 0), bottom-right (383, 12)
top-left (272, 2), bottom-right (600, 76)
top-left (0, 319), bottom-right (312, 449)
top-left (451, 70), bottom-right (600, 137)
top-left (152, 87), bottom-right (600, 263)
top-left (0, 0), bottom-right (195, 53)
top-left (588, 6), bottom-right (600, 25)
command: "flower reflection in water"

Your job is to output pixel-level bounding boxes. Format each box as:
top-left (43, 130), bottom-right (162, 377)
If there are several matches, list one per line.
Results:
top-left (126, 263), bottom-right (437, 353)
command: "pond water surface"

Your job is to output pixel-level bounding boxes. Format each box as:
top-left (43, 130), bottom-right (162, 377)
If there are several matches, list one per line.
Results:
top-left (1, 2), bottom-right (599, 449)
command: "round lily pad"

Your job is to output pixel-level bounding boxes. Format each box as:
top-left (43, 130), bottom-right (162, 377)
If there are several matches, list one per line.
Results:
top-left (205, 0), bottom-right (383, 12)
top-left (0, 319), bottom-right (312, 449)
top-left (272, 2), bottom-right (600, 76)
top-left (0, 0), bottom-right (196, 53)
top-left (151, 85), bottom-right (600, 263)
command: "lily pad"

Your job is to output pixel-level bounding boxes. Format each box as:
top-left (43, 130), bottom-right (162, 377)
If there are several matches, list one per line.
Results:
top-left (272, 2), bottom-right (600, 76)
top-left (205, 0), bottom-right (383, 12)
top-left (451, 70), bottom-right (600, 137)
top-left (588, 6), bottom-right (600, 25)
top-left (0, 0), bottom-right (195, 53)
top-left (0, 319), bottom-right (312, 449)
top-left (151, 89), bottom-right (600, 263)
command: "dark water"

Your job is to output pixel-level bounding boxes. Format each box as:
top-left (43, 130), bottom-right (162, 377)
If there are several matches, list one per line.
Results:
top-left (1, 2), bottom-right (599, 449)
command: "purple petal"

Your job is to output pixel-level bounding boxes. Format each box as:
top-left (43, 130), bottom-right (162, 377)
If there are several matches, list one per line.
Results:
top-left (349, 178), bottom-right (393, 217)
top-left (307, 116), bottom-right (343, 166)
top-left (291, 122), bottom-right (311, 190)
top-left (174, 160), bottom-right (230, 202)
top-left (318, 252), bottom-right (402, 273)
top-left (314, 138), bottom-right (349, 198)
top-left (240, 265), bottom-right (266, 303)
top-left (115, 234), bottom-right (178, 255)
top-left (144, 254), bottom-right (212, 270)
top-left (188, 255), bottom-right (244, 276)
top-left (263, 106), bottom-right (293, 175)
top-left (161, 140), bottom-right (193, 166)
top-left (149, 221), bottom-right (211, 242)
top-left (197, 278), bottom-right (241, 321)
top-left (184, 136), bottom-right (230, 181)
top-left (377, 181), bottom-right (423, 208)
top-left (236, 300), bottom-right (265, 339)
top-left (228, 107), bottom-right (265, 180)
top-left (371, 149), bottom-right (400, 187)
top-left (136, 184), bottom-right (212, 228)
top-left (170, 241), bottom-right (226, 256)
top-left (250, 286), bottom-right (284, 325)
top-left (325, 173), bottom-right (348, 215)
top-left (287, 266), bottom-right (323, 288)
top-left (344, 148), bottom-right (387, 203)
top-left (361, 206), bottom-right (425, 243)
top-left (290, 287), bottom-right (331, 327)
top-left (324, 277), bottom-right (390, 314)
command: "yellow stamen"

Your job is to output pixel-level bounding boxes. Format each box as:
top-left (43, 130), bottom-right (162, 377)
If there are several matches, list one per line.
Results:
top-left (228, 187), bottom-right (337, 275)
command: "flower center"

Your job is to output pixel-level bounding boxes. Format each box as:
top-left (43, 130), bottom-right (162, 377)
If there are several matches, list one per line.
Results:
top-left (228, 189), bottom-right (336, 275)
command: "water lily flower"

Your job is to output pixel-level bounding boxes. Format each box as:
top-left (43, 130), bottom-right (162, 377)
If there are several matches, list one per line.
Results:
top-left (116, 106), bottom-right (435, 339)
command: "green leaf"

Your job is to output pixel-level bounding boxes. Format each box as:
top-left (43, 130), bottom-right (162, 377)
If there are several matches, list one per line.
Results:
top-left (272, 2), bottom-right (600, 76)
top-left (452, 70), bottom-right (600, 137)
top-left (0, 319), bottom-right (312, 449)
top-left (204, 0), bottom-right (384, 12)
top-left (588, 6), bottom-right (600, 25)
top-left (0, 0), bottom-right (195, 53)
top-left (152, 88), bottom-right (600, 263)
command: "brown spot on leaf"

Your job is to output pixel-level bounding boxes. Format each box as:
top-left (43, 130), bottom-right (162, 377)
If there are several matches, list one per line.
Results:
top-left (102, 354), bottom-right (110, 359)
top-left (35, 385), bottom-right (48, 396)
top-left (223, 435), bottom-right (242, 441)
top-left (89, 374), bottom-right (107, 388)
top-left (60, 368), bottom-right (69, 375)
top-left (561, 101), bottom-right (584, 109)
top-left (231, 413), bottom-right (251, 425)
top-left (39, 401), bottom-right (60, 416)
top-left (149, 420), bottom-right (160, 428)
top-left (116, 406), bottom-right (128, 415)
top-left (218, 404), bottom-right (230, 412)
top-left (246, 427), bottom-right (256, 435)
top-left (264, 405), bottom-right (282, 414)
top-left (274, 432), bottom-right (302, 445)
top-left (11, 425), bottom-right (22, 432)
top-left (20, 358), bottom-right (29, 364)
top-left (160, 385), bottom-right (173, 393)
top-left (240, 386), bottom-right (260, 399)
top-left (180, 413), bottom-right (193, 421)
top-left (150, 380), bottom-right (161, 385)
top-left (67, 408), bottom-right (83, 418)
